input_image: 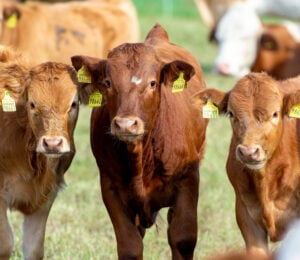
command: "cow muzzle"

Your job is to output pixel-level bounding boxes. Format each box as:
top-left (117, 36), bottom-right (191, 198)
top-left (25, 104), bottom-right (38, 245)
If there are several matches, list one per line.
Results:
top-left (111, 116), bottom-right (145, 143)
top-left (236, 144), bottom-right (267, 170)
top-left (36, 136), bottom-right (70, 157)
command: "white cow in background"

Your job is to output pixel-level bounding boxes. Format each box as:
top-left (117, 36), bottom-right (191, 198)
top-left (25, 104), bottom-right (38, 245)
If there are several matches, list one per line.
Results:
top-left (195, 0), bottom-right (300, 77)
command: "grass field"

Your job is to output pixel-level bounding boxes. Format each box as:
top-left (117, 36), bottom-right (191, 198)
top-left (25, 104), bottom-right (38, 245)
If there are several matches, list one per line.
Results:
top-left (9, 0), bottom-right (246, 259)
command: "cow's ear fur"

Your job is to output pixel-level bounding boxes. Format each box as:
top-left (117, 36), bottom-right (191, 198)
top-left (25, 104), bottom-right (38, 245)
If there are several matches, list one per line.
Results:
top-left (160, 60), bottom-right (195, 87)
top-left (283, 90), bottom-right (300, 116)
top-left (3, 5), bottom-right (21, 21)
top-left (192, 88), bottom-right (229, 115)
top-left (71, 55), bottom-right (106, 105)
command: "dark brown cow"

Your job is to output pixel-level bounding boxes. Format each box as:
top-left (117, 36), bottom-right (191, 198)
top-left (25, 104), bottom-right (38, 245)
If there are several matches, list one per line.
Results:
top-left (194, 72), bottom-right (300, 258)
top-left (71, 24), bottom-right (208, 259)
top-left (0, 46), bottom-right (84, 259)
top-left (251, 23), bottom-right (300, 80)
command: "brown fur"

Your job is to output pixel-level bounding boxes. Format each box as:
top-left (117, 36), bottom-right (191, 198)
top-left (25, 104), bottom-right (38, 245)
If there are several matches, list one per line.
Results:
top-left (0, 47), bottom-right (83, 259)
top-left (194, 72), bottom-right (300, 258)
top-left (71, 24), bottom-right (208, 259)
top-left (252, 24), bottom-right (300, 80)
top-left (0, 0), bottom-right (139, 65)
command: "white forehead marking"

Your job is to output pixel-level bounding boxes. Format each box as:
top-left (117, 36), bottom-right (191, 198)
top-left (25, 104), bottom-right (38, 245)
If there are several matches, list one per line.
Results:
top-left (131, 76), bottom-right (142, 85)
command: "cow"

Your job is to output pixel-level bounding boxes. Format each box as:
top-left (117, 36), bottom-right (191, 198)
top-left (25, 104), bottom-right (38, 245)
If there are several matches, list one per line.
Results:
top-left (204, 0), bottom-right (300, 78)
top-left (0, 46), bottom-right (84, 259)
top-left (251, 23), bottom-right (300, 80)
top-left (71, 24), bottom-right (208, 259)
top-left (0, 0), bottom-right (139, 65)
top-left (194, 72), bottom-right (300, 258)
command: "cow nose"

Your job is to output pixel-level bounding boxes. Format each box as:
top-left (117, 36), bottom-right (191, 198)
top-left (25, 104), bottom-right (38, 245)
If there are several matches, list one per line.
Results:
top-left (236, 144), bottom-right (261, 161)
top-left (113, 116), bottom-right (141, 133)
top-left (216, 63), bottom-right (230, 75)
top-left (42, 137), bottom-right (63, 150)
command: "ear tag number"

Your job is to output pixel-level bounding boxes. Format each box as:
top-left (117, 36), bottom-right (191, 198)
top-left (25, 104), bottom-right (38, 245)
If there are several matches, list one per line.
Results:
top-left (172, 71), bottom-right (186, 93)
top-left (2, 90), bottom-right (16, 112)
top-left (6, 13), bottom-right (18, 28)
top-left (88, 90), bottom-right (102, 107)
top-left (202, 99), bottom-right (219, 119)
top-left (289, 104), bottom-right (300, 118)
top-left (77, 65), bottom-right (92, 83)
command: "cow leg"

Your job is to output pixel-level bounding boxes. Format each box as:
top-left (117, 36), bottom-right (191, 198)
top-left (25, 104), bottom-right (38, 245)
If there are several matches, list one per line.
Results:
top-left (100, 174), bottom-right (143, 260)
top-left (235, 196), bottom-right (269, 257)
top-left (167, 175), bottom-right (199, 260)
top-left (22, 195), bottom-right (56, 260)
top-left (0, 201), bottom-right (13, 259)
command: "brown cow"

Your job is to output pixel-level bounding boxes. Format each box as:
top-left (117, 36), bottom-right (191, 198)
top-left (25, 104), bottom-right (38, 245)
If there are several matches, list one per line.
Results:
top-left (194, 72), bottom-right (300, 258)
top-left (71, 24), bottom-right (208, 259)
top-left (0, 0), bottom-right (139, 65)
top-left (251, 22), bottom-right (300, 80)
top-left (0, 46), bottom-right (84, 259)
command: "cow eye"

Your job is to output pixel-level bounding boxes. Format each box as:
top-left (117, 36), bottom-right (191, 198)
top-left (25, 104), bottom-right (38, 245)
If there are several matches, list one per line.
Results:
top-left (71, 101), bottom-right (77, 109)
top-left (149, 80), bottom-right (156, 88)
top-left (30, 102), bottom-right (35, 109)
top-left (103, 80), bottom-right (110, 88)
top-left (227, 111), bottom-right (234, 118)
top-left (273, 111), bottom-right (279, 118)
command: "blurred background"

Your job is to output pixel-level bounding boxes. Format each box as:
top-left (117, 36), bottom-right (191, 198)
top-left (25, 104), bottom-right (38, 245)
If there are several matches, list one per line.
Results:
top-left (4, 0), bottom-right (294, 259)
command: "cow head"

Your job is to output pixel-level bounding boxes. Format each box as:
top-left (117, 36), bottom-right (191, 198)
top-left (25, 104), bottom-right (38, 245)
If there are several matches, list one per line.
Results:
top-left (25, 62), bottom-right (79, 157)
top-left (212, 2), bottom-right (262, 78)
top-left (0, 48), bottom-right (81, 158)
top-left (251, 22), bottom-right (300, 79)
top-left (71, 43), bottom-right (195, 144)
top-left (194, 72), bottom-right (300, 171)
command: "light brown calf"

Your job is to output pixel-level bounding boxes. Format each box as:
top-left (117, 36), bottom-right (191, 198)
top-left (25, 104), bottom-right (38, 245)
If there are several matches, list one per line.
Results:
top-left (195, 72), bottom-right (300, 258)
top-left (0, 47), bottom-right (84, 259)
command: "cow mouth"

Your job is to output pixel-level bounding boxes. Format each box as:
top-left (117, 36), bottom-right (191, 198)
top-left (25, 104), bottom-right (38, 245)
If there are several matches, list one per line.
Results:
top-left (115, 133), bottom-right (144, 143)
top-left (43, 153), bottom-right (64, 158)
top-left (242, 160), bottom-right (267, 170)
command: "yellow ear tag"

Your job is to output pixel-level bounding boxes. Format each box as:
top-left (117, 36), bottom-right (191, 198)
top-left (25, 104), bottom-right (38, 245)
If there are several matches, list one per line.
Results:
top-left (77, 65), bottom-right (92, 83)
top-left (289, 104), bottom-right (300, 118)
top-left (2, 90), bottom-right (16, 112)
top-left (88, 90), bottom-right (102, 107)
top-left (202, 99), bottom-right (219, 119)
top-left (6, 13), bottom-right (18, 28)
top-left (172, 71), bottom-right (186, 93)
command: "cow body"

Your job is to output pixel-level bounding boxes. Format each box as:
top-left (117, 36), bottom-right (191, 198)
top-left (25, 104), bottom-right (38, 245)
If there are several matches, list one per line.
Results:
top-left (251, 23), bottom-right (300, 80)
top-left (0, 0), bottom-right (139, 65)
top-left (71, 24), bottom-right (208, 259)
top-left (195, 73), bottom-right (300, 258)
top-left (0, 47), bottom-right (82, 259)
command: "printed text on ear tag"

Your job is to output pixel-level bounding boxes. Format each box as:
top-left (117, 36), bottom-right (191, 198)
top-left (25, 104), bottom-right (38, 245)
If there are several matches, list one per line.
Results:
top-left (289, 104), bottom-right (300, 118)
top-left (6, 13), bottom-right (18, 28)
top-left (202, 99), bottom-right (219, 119)
top-left (172, 71), bottom-right (186, 93)
top-left (88, 90), bottom-right (102, 107)
top-left (2, 90), bottom-right (16, 112)
top-left (78, 65), bottom-right (92, 83)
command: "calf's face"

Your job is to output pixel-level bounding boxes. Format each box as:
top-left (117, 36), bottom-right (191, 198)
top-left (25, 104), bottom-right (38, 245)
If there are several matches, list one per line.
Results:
top-left (26, 62), bottom-right (79, 157)
top-left (71, 43), bottom-right (195, 143)
top-left (195, 72), bottom-right (300, 171)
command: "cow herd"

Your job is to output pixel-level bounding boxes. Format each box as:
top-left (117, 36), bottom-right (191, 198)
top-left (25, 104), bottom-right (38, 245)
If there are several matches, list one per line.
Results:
top-left (1, 0), bottom-right (300, 260)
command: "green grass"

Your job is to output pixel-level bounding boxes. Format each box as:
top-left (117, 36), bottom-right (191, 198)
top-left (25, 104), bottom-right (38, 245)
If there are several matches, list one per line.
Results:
top-left (9, 0), bottom-right (246, 259)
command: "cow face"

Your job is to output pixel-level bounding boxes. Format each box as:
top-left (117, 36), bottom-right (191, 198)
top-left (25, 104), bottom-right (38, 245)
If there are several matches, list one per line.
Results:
top-left (25, 62), bottom-right (79, 157)
top-left (194, 72), bottom-right (300, 171)
top-left (71, 43), bottom-right (194, 144)
top-left (213, 2), bottom-right (262, 78)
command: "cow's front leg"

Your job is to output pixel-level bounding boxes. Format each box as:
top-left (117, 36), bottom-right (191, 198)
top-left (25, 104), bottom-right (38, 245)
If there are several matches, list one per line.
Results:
top-left (100, 173), bottom-right (143, 260)
top-left (235, 196), bottom-right (269, 258)
top-left (22, 195), bottom-right (56, 260)
top-left (0, 201), bottom-right (13, 260)
top-left (167, 172), bottom-right (199, 260)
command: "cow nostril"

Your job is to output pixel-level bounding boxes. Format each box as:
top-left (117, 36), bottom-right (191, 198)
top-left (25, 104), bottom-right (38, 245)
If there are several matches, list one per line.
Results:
top-left (43, 138), bottom-right (48, 148)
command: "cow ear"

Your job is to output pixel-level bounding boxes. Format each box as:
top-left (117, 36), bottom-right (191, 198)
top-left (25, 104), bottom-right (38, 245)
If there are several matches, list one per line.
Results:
top-left (71, 55), bottom-right (107, 105)
top-left (283, 90), bottom-right (300, 117)
top-left (3, 5), bottom-right (21, 22)
top-left (160, 60), bottom-right (195, 87)
top-left (192, 88), bottom-right (229, 115)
